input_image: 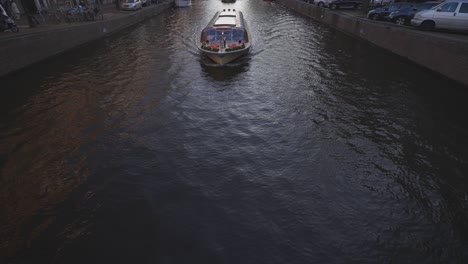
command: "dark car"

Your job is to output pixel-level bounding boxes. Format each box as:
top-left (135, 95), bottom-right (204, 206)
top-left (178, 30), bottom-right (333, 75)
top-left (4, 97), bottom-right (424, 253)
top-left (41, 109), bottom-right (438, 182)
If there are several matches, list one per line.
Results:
top-left (328, 0), bottom-right (363, 10)
top-left (367, 2), bottom-right (417, 21)
top-left (388, 1), bottom-right (440, 25)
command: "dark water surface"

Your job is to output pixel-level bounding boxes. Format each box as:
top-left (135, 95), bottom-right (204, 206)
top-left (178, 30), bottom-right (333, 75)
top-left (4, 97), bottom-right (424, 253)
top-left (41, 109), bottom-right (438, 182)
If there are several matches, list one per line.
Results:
top-left (1, 1), bottom-right (468, 263)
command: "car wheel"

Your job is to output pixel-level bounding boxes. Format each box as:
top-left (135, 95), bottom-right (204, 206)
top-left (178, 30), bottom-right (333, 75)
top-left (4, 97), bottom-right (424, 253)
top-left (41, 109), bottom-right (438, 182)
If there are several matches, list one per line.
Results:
top-left (395, 17), bottom-right (407, 25)
top-left (420, 20), bottom-right (435, 31)
top-left (370, 14), bottom-right (380, 20)
top-left (330, 3), bottom-right (338, 9)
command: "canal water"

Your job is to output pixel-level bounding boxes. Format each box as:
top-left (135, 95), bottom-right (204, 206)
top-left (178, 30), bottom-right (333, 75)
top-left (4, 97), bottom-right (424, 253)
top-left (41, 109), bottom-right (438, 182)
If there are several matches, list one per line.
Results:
top-left (1, 1), bottom-right (468, 263)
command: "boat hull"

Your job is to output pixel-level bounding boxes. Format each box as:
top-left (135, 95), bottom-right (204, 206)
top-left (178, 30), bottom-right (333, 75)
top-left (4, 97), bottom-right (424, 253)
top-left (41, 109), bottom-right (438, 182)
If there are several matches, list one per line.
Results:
top-left (198, 45), bottom-right (250, 65)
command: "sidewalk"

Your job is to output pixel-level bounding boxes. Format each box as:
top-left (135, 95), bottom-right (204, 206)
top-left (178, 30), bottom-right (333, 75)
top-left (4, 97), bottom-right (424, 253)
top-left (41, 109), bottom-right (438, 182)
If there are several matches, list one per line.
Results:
top-left (0, 2), bottom-right (159, 39)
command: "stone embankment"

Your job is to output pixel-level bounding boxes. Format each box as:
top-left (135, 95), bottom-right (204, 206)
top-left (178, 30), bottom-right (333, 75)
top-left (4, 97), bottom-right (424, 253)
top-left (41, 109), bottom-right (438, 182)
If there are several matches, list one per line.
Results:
top-left (277, 0), bottom-right (468, 87)
top-left (0, 1), bottom-right (172, 77)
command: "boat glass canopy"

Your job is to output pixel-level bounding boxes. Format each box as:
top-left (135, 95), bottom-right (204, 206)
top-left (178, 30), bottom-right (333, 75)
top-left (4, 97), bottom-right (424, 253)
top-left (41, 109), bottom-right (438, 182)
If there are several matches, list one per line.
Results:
top-left (202, 28), bottom-right (246, 42)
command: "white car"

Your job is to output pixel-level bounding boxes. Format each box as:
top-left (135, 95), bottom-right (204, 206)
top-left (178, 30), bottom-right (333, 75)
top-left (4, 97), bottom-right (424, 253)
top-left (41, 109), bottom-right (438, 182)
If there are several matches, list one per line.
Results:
top-left (411, 0), bottom-right (468, 31)
top-left (121, 0), bottom-right (142, 11)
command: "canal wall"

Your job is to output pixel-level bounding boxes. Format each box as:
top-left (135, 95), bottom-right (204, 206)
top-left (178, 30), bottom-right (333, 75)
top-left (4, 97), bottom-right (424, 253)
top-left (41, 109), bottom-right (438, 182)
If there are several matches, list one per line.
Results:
top-left (0, 1), bottom-right (172, 77)
top-left (276, 0), bottom-right (468, 87)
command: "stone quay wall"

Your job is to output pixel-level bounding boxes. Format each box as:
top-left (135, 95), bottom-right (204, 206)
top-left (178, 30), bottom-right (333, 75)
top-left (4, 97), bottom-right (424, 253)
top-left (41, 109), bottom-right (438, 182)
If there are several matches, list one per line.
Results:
top-left (276, 0), bottom-right (468, 87)
top-left (0, 1), bottom-right (172, 77)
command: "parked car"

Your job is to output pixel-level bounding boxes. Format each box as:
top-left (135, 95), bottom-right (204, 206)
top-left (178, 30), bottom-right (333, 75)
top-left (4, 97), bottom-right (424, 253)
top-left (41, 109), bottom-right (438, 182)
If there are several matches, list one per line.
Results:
top-left (121, 0), bottom-right (142, 11)
top-left (367, 2), bottom-right (417, 20)
top-left (411, 0), bottom-right (468, 31)
top-left (369, 0), bottom-right (393, 8)
top-left (315, 0), bottom-right (333, 8)
top-left (388, 1), bottom-right (440, 25)
top-left (328, 0), bottom-right (363, 9)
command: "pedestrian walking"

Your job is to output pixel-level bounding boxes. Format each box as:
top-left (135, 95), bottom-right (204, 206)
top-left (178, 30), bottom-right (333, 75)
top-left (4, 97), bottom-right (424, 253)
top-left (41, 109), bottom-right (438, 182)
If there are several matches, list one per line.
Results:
top-left (3, 0), bottom-right (12, 17)
top-left (10, 0), bottom-right (20, 19)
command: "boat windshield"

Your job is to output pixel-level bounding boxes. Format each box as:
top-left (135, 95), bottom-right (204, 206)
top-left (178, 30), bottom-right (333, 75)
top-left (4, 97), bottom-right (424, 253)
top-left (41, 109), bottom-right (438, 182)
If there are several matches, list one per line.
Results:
top-left (204, 29), bottom-right (245, 42)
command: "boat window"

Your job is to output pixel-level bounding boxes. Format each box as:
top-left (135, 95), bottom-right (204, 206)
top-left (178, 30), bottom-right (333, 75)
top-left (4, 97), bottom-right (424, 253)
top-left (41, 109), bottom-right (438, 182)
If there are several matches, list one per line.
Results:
top-left (205, 29), bottom-right (216, 41)
top-left (233, 30), bottom-right (244, 41)
top-left (203, 29), bottom-right (238, 42)
top-left (213, 30), bottom-right (233, 41)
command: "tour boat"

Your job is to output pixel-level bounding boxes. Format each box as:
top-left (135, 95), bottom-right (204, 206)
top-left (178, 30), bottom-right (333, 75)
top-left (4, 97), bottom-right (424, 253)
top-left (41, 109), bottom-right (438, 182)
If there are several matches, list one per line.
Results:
top-left (198, 9), bottom-right (251, 65)
top-left (174, 0), bottom-right (191, 7)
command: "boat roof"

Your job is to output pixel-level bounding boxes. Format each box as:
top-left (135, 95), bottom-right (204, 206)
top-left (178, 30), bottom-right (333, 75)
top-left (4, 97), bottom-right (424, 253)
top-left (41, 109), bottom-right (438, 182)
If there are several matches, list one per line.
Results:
top-left (205, 9), bottom-right (246, 29)
top-left (214, 17), bottom-right (236, 26)
top-left (219, 10), bottom-right (236, 17)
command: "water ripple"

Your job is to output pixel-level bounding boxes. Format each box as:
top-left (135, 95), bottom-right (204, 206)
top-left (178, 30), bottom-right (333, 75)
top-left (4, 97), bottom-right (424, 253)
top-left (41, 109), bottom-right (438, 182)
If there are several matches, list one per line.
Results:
top-left (1, 1), bottom-right (468, 263)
